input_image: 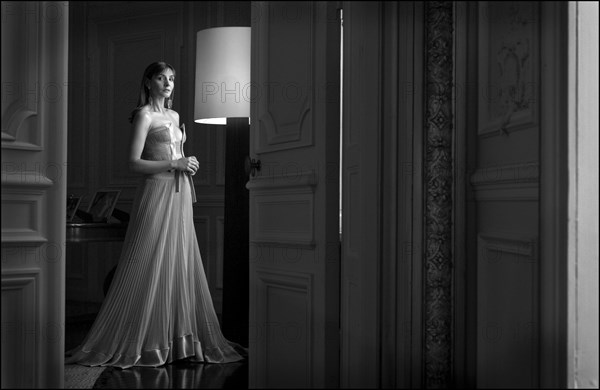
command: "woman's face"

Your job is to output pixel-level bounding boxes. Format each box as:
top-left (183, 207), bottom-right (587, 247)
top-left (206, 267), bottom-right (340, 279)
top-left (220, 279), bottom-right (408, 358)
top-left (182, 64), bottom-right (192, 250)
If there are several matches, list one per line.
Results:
top-left (147, 68), bottom-right (175, 100)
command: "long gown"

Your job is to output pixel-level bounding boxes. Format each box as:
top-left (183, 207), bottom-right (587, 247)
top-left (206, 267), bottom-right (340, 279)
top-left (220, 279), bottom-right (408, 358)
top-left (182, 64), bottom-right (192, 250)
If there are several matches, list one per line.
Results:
top-left (65, 121), bottom-right (245, 369)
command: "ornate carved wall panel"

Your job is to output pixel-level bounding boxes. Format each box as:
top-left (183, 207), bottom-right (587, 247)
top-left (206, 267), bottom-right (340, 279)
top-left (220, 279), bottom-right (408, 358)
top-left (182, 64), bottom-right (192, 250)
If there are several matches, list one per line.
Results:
top-left (477, 1), bottom-right (539, 138)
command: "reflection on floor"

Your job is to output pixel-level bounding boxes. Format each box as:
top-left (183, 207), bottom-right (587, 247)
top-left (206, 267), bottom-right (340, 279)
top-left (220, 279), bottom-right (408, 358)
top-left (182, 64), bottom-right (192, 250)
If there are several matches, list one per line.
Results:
top-left (66, 313), bottom-right (248, 389)
top-left (92, 360), bottom-right (247, 389)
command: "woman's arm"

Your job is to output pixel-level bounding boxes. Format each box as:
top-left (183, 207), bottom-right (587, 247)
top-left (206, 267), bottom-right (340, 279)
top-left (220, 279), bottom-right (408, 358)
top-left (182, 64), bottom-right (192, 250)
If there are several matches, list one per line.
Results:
top-left (128, 111), bottom-right (187, 174)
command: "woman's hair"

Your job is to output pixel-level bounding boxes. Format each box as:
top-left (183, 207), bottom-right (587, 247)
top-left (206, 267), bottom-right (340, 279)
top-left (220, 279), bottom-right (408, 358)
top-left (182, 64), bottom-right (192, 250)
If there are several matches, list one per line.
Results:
top-left (128, 61), bottom-right (176, 123)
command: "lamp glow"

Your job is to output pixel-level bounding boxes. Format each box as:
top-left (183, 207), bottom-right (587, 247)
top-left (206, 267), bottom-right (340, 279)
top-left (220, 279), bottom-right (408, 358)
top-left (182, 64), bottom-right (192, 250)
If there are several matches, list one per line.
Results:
top-left (194, 27), bottom-right (251, 125)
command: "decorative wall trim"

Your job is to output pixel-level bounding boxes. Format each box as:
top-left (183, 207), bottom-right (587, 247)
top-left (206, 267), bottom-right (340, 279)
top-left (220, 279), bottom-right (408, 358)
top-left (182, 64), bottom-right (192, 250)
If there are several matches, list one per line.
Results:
top-left (470, 162), bottom-right (539, 201)
top-left (423, 2), bottom-right (454, 388)
top-left (470, 162), bottom-right (539, 187)
top-left (255, 267), bottom-right (313, 387)
top-left (476, 2), bottom-right (539, 138)
top-left (478, 232), bottom-right (537, 260)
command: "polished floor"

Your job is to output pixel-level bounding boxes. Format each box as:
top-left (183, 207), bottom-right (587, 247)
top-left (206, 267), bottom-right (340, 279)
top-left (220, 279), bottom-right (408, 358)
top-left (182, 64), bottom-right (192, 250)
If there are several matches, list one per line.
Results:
top-left (66, 313), bottom-right (248, 389)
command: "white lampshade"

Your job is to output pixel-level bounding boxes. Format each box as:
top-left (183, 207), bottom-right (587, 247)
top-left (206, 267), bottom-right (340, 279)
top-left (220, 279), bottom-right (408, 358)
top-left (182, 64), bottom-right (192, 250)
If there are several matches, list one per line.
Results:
top-left (194, 27), bottom-right (251, 125)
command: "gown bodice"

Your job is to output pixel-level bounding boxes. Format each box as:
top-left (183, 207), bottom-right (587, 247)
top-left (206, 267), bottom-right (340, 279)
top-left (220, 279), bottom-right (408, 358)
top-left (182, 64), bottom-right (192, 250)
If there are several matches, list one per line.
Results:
top-left (140, 122), bottom-right (196, 203)
top-left (141, 122), bottom-right (186, 161)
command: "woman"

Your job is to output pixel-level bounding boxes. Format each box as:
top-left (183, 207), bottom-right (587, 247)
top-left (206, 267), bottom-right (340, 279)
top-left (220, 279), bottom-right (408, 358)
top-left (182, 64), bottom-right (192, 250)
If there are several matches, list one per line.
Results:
top-left (66, 61), bottom-right (246, 368)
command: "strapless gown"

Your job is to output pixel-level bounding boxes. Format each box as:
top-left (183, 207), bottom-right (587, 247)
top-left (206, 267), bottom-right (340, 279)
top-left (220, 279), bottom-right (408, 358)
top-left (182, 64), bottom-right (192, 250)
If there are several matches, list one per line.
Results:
top-left (65, 122), bottom-right (246, 368)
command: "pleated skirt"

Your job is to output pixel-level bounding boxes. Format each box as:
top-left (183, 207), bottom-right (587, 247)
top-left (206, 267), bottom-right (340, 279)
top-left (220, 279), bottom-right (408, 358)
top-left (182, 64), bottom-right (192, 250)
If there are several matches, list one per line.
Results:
top-left (65, 171), bottom-right (245, 369)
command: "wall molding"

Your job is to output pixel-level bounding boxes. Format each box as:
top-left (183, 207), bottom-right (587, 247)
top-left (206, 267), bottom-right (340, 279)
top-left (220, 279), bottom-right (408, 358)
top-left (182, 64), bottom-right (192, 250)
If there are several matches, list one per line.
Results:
top-left (470, 162), bottom-right (540, 201)
top-left (470, 162), bottom-right (539, 187)
top-left (423, 2), bottom-right (454, 387)
top-left (478, 232), bottom-right (537, 260)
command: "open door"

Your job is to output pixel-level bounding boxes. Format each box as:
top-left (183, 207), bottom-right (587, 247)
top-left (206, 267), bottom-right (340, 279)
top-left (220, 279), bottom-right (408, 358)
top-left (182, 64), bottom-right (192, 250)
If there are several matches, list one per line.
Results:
top-left (459, 2), bottom-right (568, 387)
top-left (1, 1), bottom-right (69, 388)
top-left (247, 2), bottom-right (341, 388)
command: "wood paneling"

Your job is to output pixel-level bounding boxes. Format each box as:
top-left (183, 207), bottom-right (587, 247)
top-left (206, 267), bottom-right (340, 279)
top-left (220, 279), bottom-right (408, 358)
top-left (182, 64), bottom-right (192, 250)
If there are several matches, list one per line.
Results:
top-left (1, 2), bottom-right (68, 386)
top-left (249, 2), bottom-right (340, 387)
top-left (255, 268), bottom-right (313, 387)
top-left (248, 171), bottom-right (316, 247)
top-left (467, 2), bottom-right (542, 387)
top-left (1, 2), bottom-right (42, 150)
top-left (255, 2), bottom-right (314, 153)
top-left (1, 269), bottom-right (40, 388)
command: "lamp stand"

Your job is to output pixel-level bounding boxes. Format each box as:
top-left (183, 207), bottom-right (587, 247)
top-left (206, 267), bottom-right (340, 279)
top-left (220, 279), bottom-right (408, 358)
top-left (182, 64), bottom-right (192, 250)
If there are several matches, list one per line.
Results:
top-left (221, 117), bottom-right (249, 347)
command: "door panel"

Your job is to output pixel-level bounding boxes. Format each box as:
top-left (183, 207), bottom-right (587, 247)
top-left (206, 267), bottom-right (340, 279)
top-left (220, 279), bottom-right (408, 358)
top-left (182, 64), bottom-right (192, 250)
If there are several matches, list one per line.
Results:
top-left (248, 2), bottom-right (340, 388)
top-left (467, 2), bottom-right (541, 387)
top-left (1, 2), bottom-right (69, 387)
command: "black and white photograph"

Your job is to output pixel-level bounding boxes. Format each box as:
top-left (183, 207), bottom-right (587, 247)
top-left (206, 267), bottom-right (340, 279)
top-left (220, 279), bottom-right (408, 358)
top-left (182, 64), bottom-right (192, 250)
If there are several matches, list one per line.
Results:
top-left (1, 1), bottom-right (598, 389)
top-left (87, 190), bottom-right (121, 223)
top-left (66, 196), bottom-right (82, 222)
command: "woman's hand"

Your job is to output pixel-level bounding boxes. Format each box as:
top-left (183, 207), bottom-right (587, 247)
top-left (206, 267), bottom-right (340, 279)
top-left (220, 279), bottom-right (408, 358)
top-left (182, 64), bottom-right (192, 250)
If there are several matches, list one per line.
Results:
top-left (174, 156), bottom-right (199, 175)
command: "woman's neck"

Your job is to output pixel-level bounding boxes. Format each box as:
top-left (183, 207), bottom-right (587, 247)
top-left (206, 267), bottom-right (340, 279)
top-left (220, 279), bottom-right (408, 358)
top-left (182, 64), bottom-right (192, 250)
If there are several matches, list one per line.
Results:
top-left (149, 97), bottom-right (166, 114)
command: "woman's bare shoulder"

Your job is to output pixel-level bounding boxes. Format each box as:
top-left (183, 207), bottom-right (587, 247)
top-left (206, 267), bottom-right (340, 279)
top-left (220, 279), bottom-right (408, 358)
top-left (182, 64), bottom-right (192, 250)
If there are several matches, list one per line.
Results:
top-left (167, 108), bottom-right (180, 119)
top-left (132, 107), bottom-right (153, 128)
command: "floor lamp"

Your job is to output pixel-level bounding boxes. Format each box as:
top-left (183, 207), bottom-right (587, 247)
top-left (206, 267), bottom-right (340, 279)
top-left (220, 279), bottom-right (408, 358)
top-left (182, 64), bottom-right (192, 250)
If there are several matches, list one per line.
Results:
top-left (194, 27), bottom-right (255, 347)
